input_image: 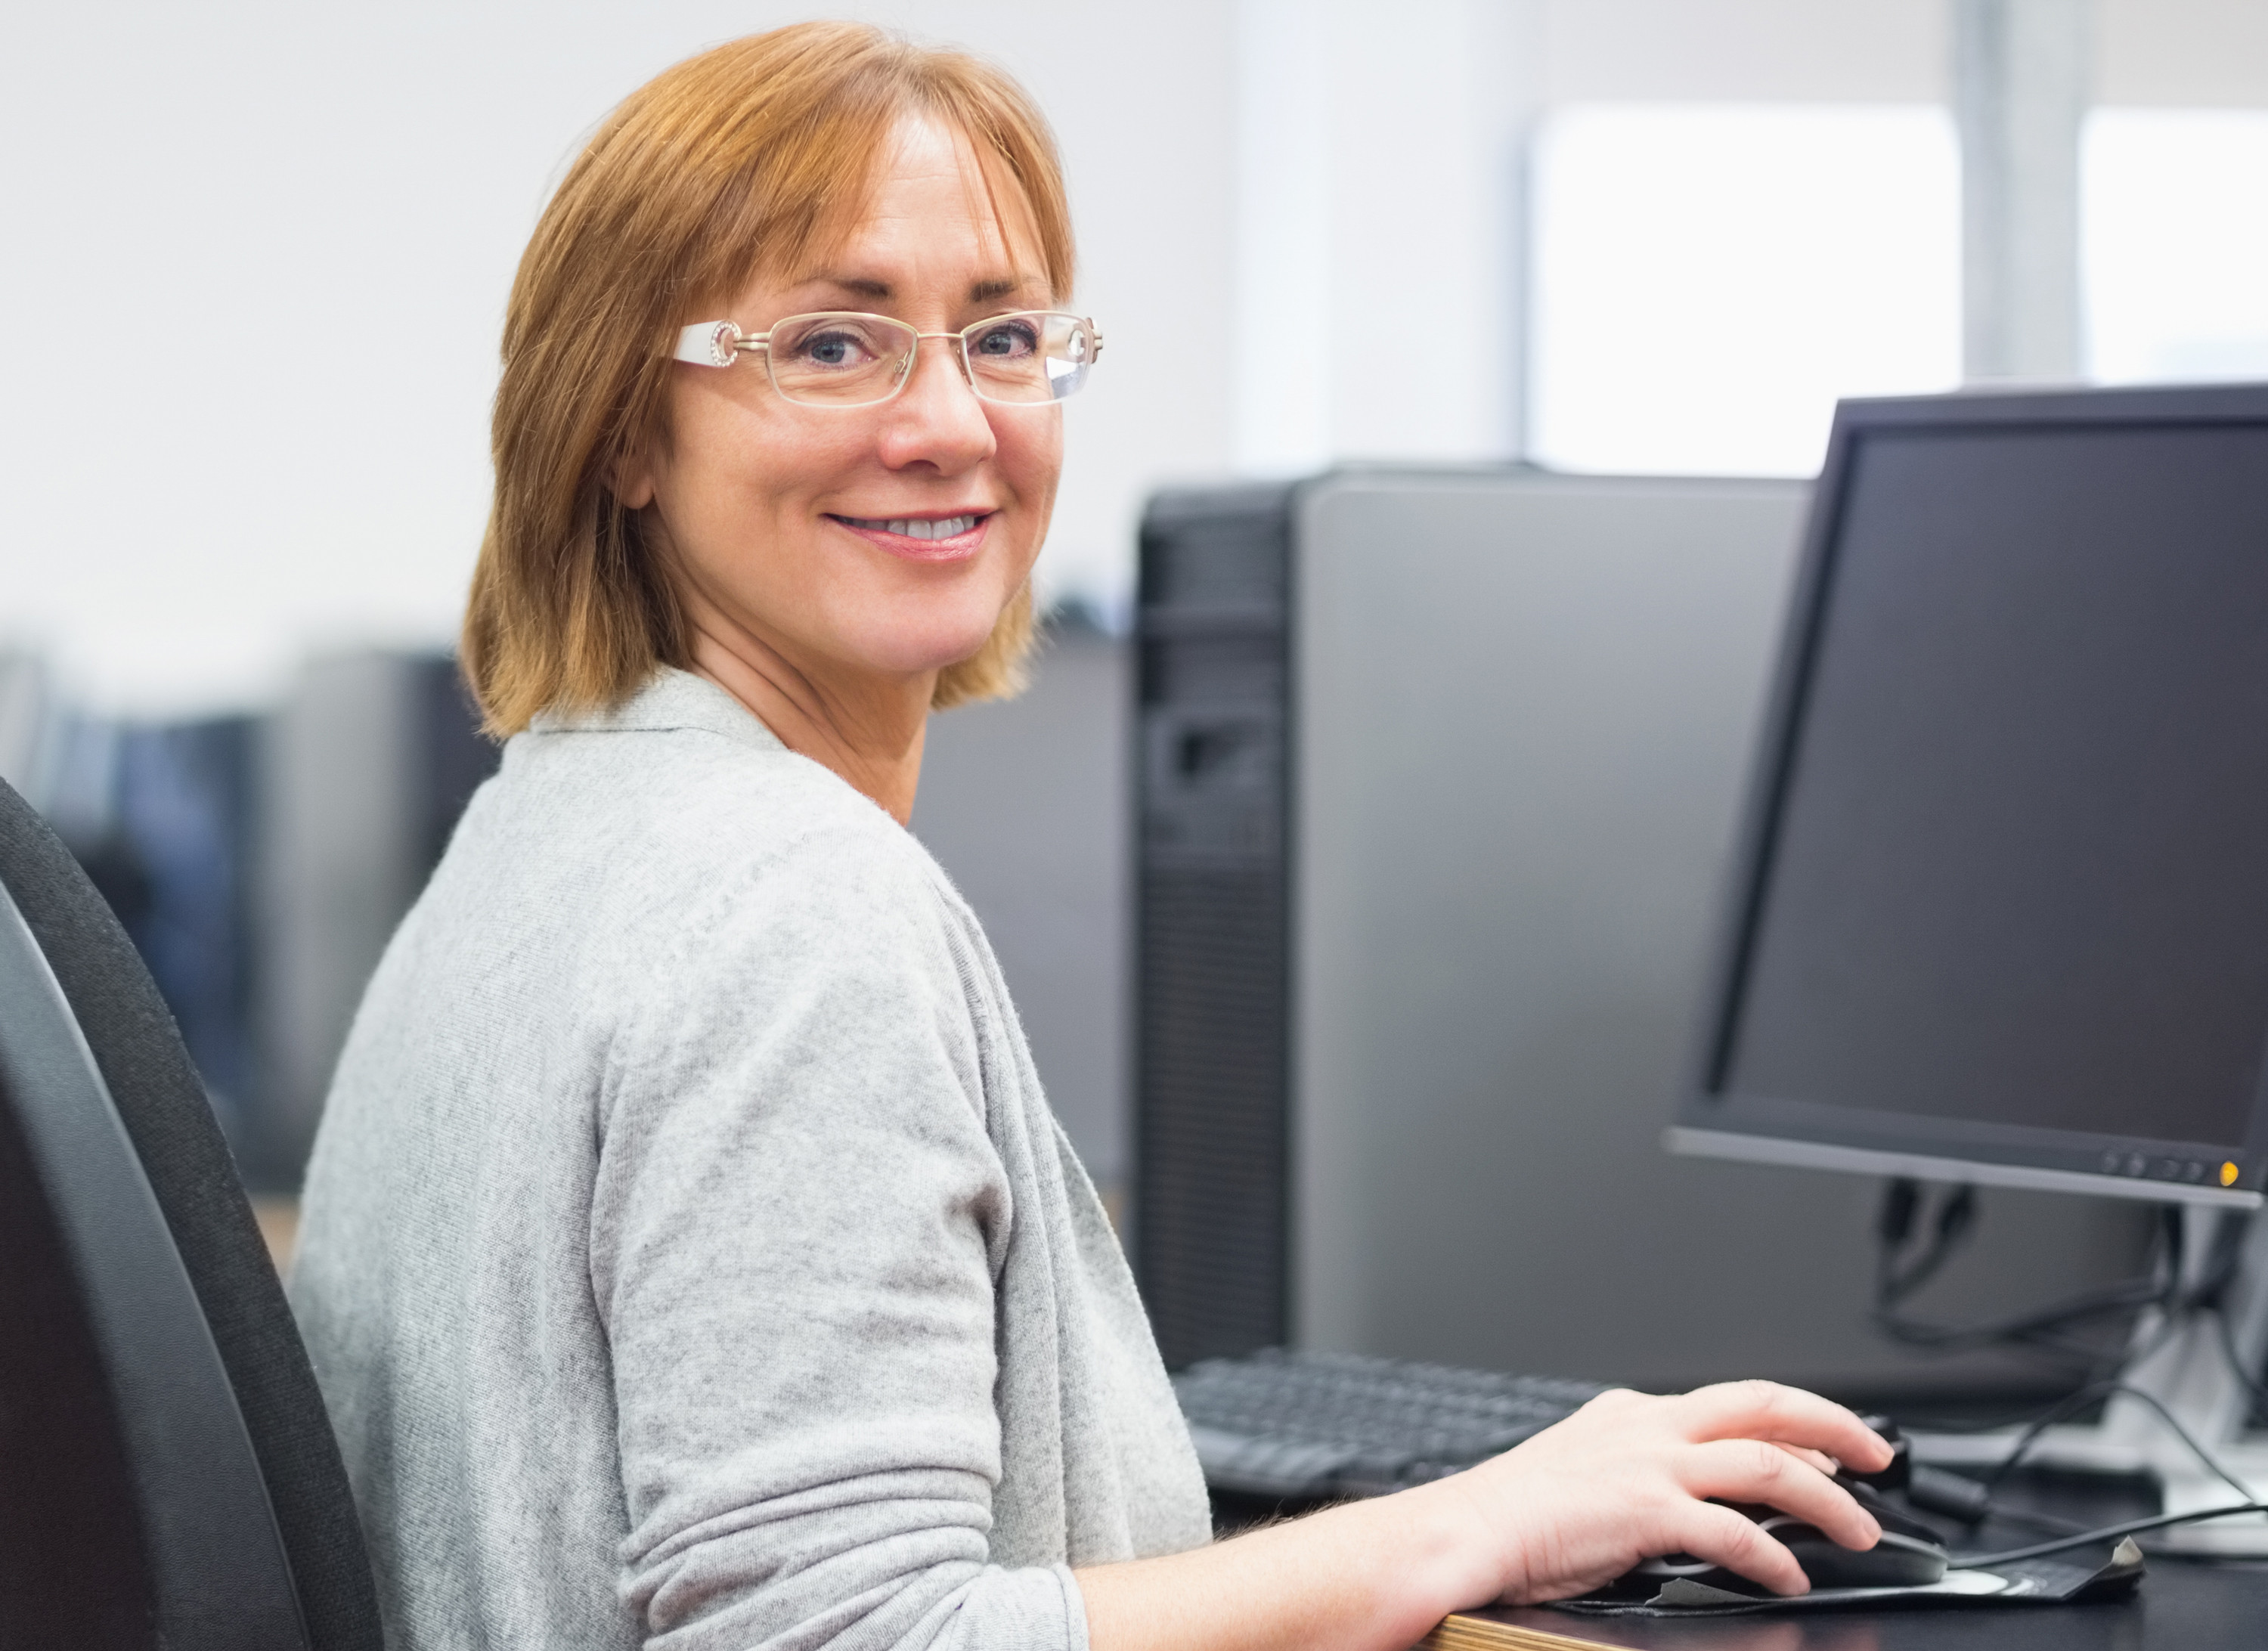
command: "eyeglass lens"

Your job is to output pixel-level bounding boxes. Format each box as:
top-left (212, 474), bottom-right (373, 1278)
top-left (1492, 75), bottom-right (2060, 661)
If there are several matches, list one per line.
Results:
top-left (762, 311), bottom-right (1094, 407)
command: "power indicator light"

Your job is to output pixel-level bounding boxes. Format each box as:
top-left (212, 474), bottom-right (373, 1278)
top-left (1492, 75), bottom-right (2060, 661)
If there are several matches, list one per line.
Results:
top-left (2222, 1161), bottom-right (2241, 1188)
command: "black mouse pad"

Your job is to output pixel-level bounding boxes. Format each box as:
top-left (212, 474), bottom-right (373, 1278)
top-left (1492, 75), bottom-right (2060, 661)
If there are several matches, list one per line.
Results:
top-left (1549, 1538), bottom-right (2143, 1618)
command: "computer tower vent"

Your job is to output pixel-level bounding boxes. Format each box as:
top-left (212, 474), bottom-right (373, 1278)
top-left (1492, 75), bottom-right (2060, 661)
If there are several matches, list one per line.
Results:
top-left (1137, 865), bottom-right (1287, 1368)
top-left (1133, 484), bottom-right (1294, 1370)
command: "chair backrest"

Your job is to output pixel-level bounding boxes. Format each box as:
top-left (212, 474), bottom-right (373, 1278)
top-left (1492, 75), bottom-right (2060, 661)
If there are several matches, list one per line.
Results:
top-left (0, 776), bottom-right (380, 1650)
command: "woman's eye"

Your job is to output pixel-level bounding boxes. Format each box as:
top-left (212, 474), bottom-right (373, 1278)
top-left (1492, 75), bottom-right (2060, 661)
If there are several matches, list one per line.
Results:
top-left (773, 318), bottom-right (901, 370)
top-left (798, 330), bottom-right (870, 367)
top-left (971, 321), bottom-right (1039, 358)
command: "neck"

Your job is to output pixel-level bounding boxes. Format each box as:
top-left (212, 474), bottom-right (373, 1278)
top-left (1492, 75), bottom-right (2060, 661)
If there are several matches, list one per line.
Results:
top-left (682, 617), bottom-right (932, 827)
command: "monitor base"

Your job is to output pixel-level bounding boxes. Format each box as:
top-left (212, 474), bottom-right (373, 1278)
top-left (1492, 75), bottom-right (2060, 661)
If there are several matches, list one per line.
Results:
top-left (1912, 1426), bottom-right (2268, 1555)
top-left (1909, 1206), bottom-right (2268, 1556)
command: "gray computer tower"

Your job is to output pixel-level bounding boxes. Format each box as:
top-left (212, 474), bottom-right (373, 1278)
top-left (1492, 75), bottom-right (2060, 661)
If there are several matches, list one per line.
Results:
top-left (1134, 466), bottom-right (2152, 1399)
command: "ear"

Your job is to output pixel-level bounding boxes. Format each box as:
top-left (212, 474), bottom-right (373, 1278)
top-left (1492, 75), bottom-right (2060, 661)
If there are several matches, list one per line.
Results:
top-left (608, 448), bottom-right (657, 511)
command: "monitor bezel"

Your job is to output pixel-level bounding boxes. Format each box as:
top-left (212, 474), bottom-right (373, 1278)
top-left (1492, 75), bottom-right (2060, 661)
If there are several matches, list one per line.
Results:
top-left (1675, 381), bottom-right (2268, 1210)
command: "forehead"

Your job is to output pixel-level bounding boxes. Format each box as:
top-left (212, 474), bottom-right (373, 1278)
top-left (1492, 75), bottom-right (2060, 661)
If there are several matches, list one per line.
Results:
top-left (778, 117), bottom-right (1046, 288)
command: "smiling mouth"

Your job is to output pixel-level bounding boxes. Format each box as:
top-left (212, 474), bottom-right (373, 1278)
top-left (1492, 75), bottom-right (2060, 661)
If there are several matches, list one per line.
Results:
top-left (832, 513), bottom-right (987, 540)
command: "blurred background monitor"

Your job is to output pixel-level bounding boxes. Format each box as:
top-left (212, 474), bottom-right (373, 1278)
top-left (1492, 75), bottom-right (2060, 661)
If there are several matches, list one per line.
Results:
top-left (5, 652), bottom-right (497, 1192)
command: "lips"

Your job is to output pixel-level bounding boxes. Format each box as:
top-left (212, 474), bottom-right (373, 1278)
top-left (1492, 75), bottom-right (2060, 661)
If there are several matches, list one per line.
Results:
top-left (827, 510), bottom-right (993, 562)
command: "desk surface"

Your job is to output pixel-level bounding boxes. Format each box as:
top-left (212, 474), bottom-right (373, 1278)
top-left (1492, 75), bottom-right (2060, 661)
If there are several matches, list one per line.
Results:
top-left (1430, 1560), bottom-right (2268, 1649)
top-left (1417, 1473), bottom-right (2268, 1651)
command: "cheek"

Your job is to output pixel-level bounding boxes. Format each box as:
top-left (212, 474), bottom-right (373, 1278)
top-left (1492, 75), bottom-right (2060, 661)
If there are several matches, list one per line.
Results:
top-left (673, 404), bottom-right (859, 536)
top-left (996, 414), bottom-right (1064, 513)
top-left (1018, 410), bottom-right (1064, 476)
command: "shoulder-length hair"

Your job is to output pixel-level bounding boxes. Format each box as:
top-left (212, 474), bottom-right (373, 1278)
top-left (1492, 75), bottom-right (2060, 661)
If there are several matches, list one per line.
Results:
top-left (463, 22), bottom-right (1074, 736)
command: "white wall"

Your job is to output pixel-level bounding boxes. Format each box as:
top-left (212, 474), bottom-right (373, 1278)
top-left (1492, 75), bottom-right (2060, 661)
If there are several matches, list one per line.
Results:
top-left (0, 2), bottom-right (1235, 714)
top-left (2102, 0), bottom-right (2268, 104)
top-left (7, 0), bottom-right (2266, 712)
top-left (1526, 0), bottom-right (2268, 104)
top-left (1537, 0), bottom-right (1947, 101)
top-left (1234, 0), bottom-right (1536, 471)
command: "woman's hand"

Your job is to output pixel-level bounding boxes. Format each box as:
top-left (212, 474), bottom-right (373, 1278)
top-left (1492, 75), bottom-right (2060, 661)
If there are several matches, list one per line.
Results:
top-left (1080, 1379), bottom-right (1895, 1651)
top-left (1418, 1380), bottom-right (1894, 1604)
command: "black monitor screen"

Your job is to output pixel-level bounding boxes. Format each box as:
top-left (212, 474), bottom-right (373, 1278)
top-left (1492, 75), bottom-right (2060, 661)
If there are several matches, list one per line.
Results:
top-left (1706, 403), bottom-right (2268, 1188)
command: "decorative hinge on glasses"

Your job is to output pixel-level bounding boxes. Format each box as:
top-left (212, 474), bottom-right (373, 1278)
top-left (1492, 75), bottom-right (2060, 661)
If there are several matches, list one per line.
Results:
top-left (675, 320), bottom-right (744, 367)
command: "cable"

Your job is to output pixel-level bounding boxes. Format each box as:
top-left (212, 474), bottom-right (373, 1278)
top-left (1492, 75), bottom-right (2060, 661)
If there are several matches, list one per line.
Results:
top-left (1956, 1503), bottom-right (2268, 1569)
top-left (1975, 1380), bottom-right (2258, 1509)
top-left (1870, 1200), bottom-right (2268, 1380)
top-left (1944, 1214), bottom-right (2265, 1507)
top-left (1880, 1310), bottom-right (2189, 1448)
top-left (1870, 1186), bottom-right (2185, 1365)
top-left (1972, 1504), bottom-right (2093, 1537)
top-left (1973, 1381), bottom-right (2115, 1493)
top-left (1856, 1202), bottom-right (2268, 1565)
top-left (1877, 1281), bottom-right (2164, 1361)
top-left (1864, 1351), bottom-right (2257, 1535)
top-left (1876, 1181), bottom-right (1975, 1308)
top-left (2211, 1307), bottom-right (2268, 1415)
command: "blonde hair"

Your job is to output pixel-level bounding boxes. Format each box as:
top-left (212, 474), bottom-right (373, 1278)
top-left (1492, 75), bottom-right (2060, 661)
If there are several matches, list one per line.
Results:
top-left (463, 22), bottom-right (1072, 736)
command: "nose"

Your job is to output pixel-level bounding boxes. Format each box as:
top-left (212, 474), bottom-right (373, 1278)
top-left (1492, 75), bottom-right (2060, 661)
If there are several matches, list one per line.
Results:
top-left (874, 335), bottom-right (996, 474)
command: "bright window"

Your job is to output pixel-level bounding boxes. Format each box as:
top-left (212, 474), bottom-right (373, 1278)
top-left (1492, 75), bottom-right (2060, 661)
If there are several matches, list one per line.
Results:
top-left (2084, 110), bottom-right (2268, 384)
top-left (1529, 105), bottom-right (1961, 477)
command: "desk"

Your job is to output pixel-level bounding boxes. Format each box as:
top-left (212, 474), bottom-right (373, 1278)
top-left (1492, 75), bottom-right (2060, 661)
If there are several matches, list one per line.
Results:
top-left (1417, 1475), bottom-right (2268, 1651)
top-left (1426, 1561), bottom-right (2268, 1649)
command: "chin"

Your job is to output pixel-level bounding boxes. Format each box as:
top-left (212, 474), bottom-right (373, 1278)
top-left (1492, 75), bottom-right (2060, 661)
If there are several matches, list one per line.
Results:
top-left (847, 598), bottom-right (1016, 680)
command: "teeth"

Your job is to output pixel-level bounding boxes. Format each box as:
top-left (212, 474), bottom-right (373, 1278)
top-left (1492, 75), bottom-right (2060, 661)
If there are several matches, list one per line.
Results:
top-left (844, 514), bottom-right (978, 540)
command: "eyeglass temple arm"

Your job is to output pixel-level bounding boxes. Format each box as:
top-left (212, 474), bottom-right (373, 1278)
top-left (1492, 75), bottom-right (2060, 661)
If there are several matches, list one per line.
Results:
top-left (673, 321), bottom-right (748, 367)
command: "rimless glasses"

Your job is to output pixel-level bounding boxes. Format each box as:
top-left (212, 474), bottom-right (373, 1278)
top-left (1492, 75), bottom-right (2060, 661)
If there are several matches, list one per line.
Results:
top-left (673, 310), bottom-right (1101, 408)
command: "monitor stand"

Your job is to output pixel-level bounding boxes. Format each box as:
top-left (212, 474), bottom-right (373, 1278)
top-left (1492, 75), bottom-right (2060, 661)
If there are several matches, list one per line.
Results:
top-left (1909, 1206), bottom-right (2268, 1555)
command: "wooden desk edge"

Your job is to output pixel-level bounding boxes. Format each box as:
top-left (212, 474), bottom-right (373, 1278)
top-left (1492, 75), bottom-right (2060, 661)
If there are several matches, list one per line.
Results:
top-left (1419, 1612), bottom-right (1613, 1651)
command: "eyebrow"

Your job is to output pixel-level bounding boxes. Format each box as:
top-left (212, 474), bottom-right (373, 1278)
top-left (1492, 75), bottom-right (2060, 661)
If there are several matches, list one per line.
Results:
top-left (794, 273), bottom-right (1040, 305)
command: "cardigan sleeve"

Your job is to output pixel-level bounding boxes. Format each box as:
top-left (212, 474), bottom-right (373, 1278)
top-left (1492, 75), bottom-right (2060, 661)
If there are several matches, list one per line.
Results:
top-left (587, 832), bottom-right (1090, 1651)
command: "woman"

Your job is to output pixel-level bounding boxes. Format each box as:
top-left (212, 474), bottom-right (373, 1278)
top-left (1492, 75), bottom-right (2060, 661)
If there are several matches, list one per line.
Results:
top-left (290, 22), bottom-right (1889, 1651)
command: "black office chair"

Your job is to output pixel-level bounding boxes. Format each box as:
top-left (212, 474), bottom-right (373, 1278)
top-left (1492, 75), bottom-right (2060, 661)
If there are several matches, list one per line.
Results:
top-left (0, 776), bottom-right (380, 1649)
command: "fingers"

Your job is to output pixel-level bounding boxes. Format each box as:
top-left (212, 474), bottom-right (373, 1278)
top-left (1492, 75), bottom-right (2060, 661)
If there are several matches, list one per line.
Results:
top-left (1472, 1380), bottom-right (1893, 1605)
top-left (1773, 1442), bottom-right (1839, 1477)
top-left (1681, 1439), bottom-right (1883, 1550)
top-left (1672, 1380), bottom-right (1893, 1473)
top-left (1670, 1500), bottom-right (1811, 1596)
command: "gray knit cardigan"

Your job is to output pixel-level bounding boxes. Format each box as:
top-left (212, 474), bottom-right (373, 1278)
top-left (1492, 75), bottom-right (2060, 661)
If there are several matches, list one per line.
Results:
top-left (289, 668), bottom-right (1211, 1651)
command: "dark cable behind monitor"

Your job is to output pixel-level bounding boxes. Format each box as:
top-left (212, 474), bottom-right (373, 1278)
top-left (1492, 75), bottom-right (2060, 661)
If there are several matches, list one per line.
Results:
top-left (1871, 1181), bottom-right (2200, 1368)
top-left (1863, 1191), bottom-right (2268, 1553)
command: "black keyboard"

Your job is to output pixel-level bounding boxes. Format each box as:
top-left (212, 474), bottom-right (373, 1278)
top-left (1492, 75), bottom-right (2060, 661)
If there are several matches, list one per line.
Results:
top-left (1173, 1348), bottom-right (1607, 1501)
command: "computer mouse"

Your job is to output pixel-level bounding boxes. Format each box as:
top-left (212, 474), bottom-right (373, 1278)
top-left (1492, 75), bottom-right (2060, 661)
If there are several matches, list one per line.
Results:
top-left (1612, 1507), bottom-right (1950, 1597)
top-left (1777, 1520), bottom-right (1949, 1590)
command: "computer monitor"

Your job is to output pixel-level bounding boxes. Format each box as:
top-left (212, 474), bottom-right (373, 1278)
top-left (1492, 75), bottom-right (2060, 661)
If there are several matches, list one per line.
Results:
top-left (1668, 381), bottom-right (2268, 1551)
top-left (1673, 382), bottom-right (2268, 1209)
